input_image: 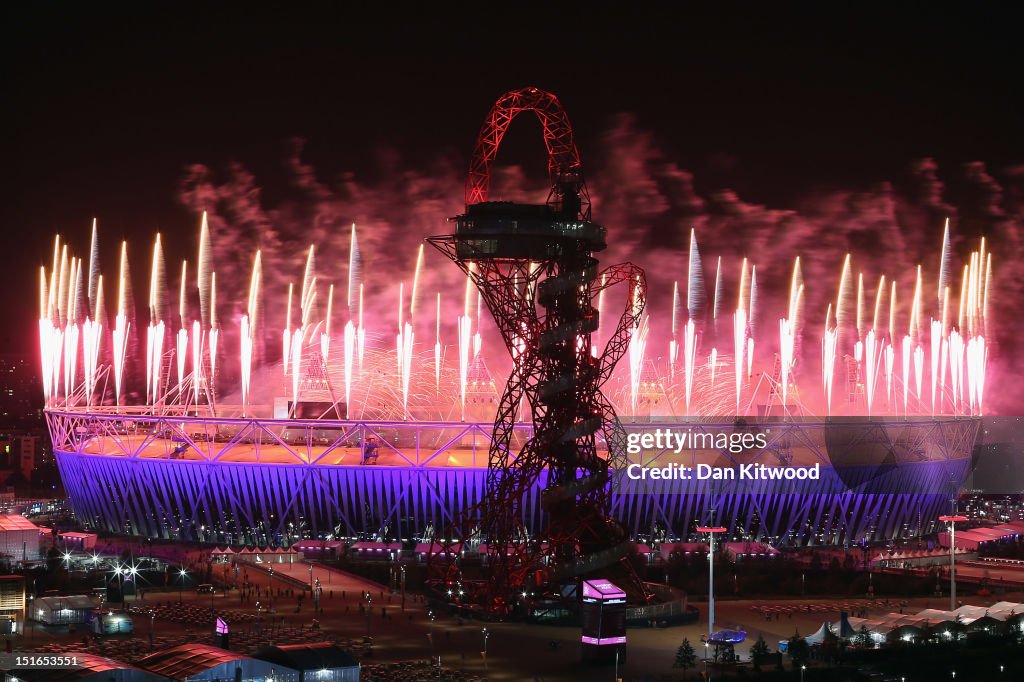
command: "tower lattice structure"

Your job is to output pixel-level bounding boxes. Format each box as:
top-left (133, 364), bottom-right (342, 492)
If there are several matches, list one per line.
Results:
top-left (428, 87), bottom-right (650, 612)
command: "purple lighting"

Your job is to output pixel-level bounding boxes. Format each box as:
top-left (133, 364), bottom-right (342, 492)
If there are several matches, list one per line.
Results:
top-left (48, 408), bottom-right (979, 545)
top-left (582, 580), bottom-right (627, 601)
top-left (581, 635), bottom-right (627, 645)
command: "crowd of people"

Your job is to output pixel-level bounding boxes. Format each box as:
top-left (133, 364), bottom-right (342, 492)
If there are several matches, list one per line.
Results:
top-left (751, 599), bottom-right (912, 620)
top-left (362, 660), bottom-right (487, 682)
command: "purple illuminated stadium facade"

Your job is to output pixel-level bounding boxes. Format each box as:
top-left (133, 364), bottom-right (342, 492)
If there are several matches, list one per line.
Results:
top-left (49, 407), bottom-right (978, 547)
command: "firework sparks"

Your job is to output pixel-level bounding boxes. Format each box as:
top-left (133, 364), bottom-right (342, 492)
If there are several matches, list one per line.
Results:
top-left (35, 219), bottom-right (999, 422)
top-left (734, 308), bottom-right (747, 413)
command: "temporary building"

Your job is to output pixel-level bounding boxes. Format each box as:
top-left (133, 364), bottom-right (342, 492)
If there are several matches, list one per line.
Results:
top-left (831, 601), bottom-right (1024, 645)
top-left (723, 542), bottom-right (780, 561)
top-left (87, 609), bottom-right (134, 635)
top-left (32, 594), bottom-right (97, 625)
top-left (657, 542), bottom-right (708, 562)
top-left (59, 532), bottom-right (98, 551)
top-left (12, 652), bottom-right (168, 681)
top-left (292, 540), bottom-right (345, 560)
top-left (254, 642), bottom-right (360, 681)
top-left (415, 542), bottom-right (461, 561)
top-left (804, 622), bottom-right (834, 645)
top-left (349, 541), bottom-right (401, 560)
top-left (0, 514), bottom-right (42, 561)
top-left (137, 643), bottom-right (299, 682)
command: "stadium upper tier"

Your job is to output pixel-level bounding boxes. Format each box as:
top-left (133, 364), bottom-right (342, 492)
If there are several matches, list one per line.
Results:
top-left (46, 407), bottom-right (976, 469)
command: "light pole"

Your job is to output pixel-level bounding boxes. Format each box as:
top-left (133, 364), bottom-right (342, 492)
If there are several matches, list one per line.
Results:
top-left (400, 564), bottom-right (406, 609)
top-left (428, 610), bottom-right (435, 652)
top-left (482, 627), bottom-right (489, 674)
top-left (365, 593), bottom-right (373, 638)
top-left (112, 565), bottom-right (123, 605)
top-left (697, 526), bottom-right (726, 640)
top-left (801, 664), bottom-right (806, 681)
top-left (938, 515), bottom-right (967, 611)
top-left (178, 569), bottom-right (187, 602)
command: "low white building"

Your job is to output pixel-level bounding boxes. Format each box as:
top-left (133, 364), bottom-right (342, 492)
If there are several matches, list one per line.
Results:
top-left (33, 594), bottom-right (97, 625)
top-left (0, 514), bottom-right (42, 561)
top-left (138, 644), bottom-right (300, 682)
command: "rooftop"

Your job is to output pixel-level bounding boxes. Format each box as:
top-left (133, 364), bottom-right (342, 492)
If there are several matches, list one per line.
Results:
top-left (11, 651), bottom-right (158, 682)
top-left (0, 514), bottom-right (40, 532)
top-left (254, 642), bottom-right (360, 671)
top-left (135, 643), bottom-right (254, 678)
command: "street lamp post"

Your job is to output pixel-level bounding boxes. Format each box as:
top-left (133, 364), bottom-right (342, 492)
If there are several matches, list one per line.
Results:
top-left (365, 594), bottom-right (373, 638)
top-left (938, 515), bottom-right (968, 611)
top-left (400, 564), bottom-right (407, 609)
top-left (801, 664), bottom-right (806, 681)
top-left (482, 627), bottom-right (489, 674)
top-left (178, 569), bottom-right (187, 602)
top-left (697, 526), bottom-right (727, 640)
top-left (428, 610), bottom-right (435, 652)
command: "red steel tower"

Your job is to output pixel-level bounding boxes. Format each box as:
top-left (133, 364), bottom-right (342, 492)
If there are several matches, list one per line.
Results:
top-left (428, 87), bottom-right (650, 612)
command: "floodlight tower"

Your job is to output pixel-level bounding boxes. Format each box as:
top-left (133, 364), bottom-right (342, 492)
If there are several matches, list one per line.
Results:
top-left (428, 87), bottom-right (649, 611)
top-left (938, 514), bottom-right (968, 611)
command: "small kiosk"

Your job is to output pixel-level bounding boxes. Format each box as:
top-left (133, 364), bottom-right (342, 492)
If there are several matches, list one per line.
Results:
top-left (580, 579), bottom-right (626, 665)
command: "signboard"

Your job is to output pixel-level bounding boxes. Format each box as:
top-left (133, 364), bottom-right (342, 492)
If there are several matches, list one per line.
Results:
top-left (581, 579), bottom-right (626, 646)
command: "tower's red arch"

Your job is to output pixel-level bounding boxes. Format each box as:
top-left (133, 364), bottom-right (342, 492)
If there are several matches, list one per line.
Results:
top-left (466, 87), bottom-right (590, 217)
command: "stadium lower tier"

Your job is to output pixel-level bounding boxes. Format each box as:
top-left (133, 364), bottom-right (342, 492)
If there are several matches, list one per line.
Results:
top-left (50, 412), bottom-right (979, 547)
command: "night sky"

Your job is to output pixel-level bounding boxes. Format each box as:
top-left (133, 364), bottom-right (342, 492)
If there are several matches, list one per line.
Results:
top-left (3, 3), bottom-right (1022, 361)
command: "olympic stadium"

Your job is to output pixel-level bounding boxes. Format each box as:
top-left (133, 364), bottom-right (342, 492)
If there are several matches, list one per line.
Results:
top-left (49, 406), bottom-right (980, 547)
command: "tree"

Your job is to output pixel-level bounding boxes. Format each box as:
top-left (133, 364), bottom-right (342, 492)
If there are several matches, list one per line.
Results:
top-left (673, 637), bottom-right (697, 673)
top-left (950, 614), bottom-right (966, 641)
top-left (749, 634), bottom-right (771, 671)
top-left (855, 624), bottom-right (872, 648)
top-left (788, 632), bottom-right (810, 667)
top-left (821, 625), bottom-right (840, 663)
